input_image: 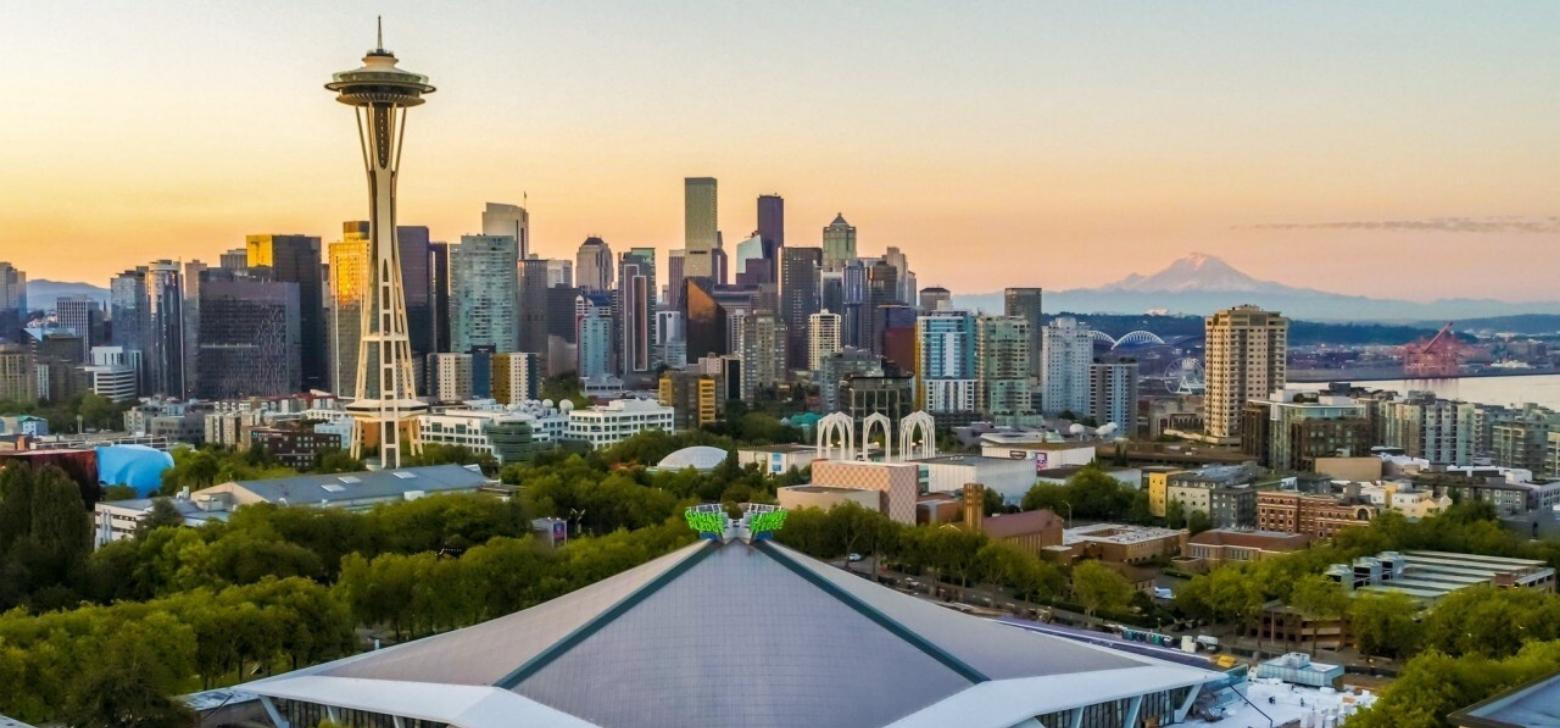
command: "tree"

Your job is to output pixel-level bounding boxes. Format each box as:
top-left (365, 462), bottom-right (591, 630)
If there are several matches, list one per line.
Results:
top-left (1349, 591), bottom-right (1423, 659)
top-left (137, 498), bottom-right (187, 536)
top-left (982, 487), bottom-right (1007, 517)
top-left (1186, 509), bottom-right (1212, 535)
top-left (58, 614), bottom-right (197, 728)
top-left (1289, 574), bottom-right (1349, 654)
top-left (1072, 560), bottom-right (1134, 618)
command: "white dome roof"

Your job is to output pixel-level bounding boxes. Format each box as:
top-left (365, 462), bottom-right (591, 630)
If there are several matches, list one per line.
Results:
top-left (656, 445), bottom-right (729, 471)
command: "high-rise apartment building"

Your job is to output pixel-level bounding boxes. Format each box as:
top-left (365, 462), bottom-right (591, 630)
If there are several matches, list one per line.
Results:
top-left (0, 344), bottom-right (32, 403)
top-left (877, 305), bottom-right (918, 374)
top-left (575, 237), bottom-right (614, 292)
top-left (1089, 359), bottom-right (1140, 435)
top-left (619, 248), bottom-right (656, 381)
top-left (1241, 390), bottom-right (1369, 471)
top-left (976, 316), bottom-right (1032, 419)
top-left (1205, 305), bottom-right (1288, 438)
top-left (659, 370), bottom-right (722, 431)
top-left (1040, 316), bottom-right (1092, 416)
top-left (451, 234), bottom-right (520, 354)
top-left (821, 214), bottom-right (856, 268)
top-left (683, 177), bottom-right (719, 279)
top-left (194, 268), bottom-right (301, 399)
top-left (808, 310), bottom-right (842, 371)
top-left (915, 310), bottom-right (977, 413)
top-left (780, 247), bottom-right (822, 371)
top-left (481, 202), bottom-right (529, 260)
top-left (733, 312), bottom-right (785, 402)
top-left (1003, 287), bottom-right (1044, 380)
top-left (219, 248), bottom-right (248, 272)
top-left (428, 352), bottom-right (474, 403)
top-left (492, 352), bottom-right (541, 405)
top-left (246, 234), bottom-right (326, 389)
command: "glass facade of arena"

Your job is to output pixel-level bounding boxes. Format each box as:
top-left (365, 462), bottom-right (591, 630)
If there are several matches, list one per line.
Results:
top-left (279, 699), bottom-right (447, 728)
top-left (1034, 685), bottom-right (1195, 728)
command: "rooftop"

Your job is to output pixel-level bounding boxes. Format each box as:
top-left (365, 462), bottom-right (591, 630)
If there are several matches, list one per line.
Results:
top-left (0, 715), bottom-right (38, 728)
top-left (1189, 529), bottom-right (1313, 551)
top-left (242, 539), bottom-right (1215, 728)
top-left (981, 510), bottom-right (1063, 540)
top-left (1448, 669), bottom-right (1560, 728)
top-left (1064, 523), bottom-right (1187, 546)
top-left (229, 464), bottom-right (487, 506)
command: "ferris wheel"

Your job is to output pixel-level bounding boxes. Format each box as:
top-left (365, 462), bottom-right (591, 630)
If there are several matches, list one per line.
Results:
top-left (1172, 358), bottom-right (1205, 395)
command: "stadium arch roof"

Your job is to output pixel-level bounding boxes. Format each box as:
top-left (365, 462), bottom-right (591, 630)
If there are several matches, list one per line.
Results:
top-left (242, 539), bottom-right (1218, 727)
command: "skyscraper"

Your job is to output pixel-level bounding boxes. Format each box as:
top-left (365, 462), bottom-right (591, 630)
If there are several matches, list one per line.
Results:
top-left (975, 315), bottom-right (1033, 420)
top-left (575, 237), bottom-right (614, 292)
top-left (780, 246), bottom-right (822, 371)
top-left (481, 202), bottom-right (529, 260)
top-left (576, 292), bottom-right (615, 380)
top-left (195, 268), bottom-right (301, 399)
top-left (328, 225), bottom-right (370, 397)
top-left (55, 296), bottom-right (100, 361)
top-left (821, 213), bottom-right (857, 268)
top-left (733, 233), bottom-right (769, 287)
top-left (135, 260), bottom-right (186, 398)
top-left (808, 310), bottom-right (842, 371)
top-left (1206, 305), bottom-right (1288, 438)
top-left (492, 352), bottom-right (541, 405)
top-left (430, 240), bottom-right (452, 355)
top-left (246, 234), bottom-right (326, 389)
top-left (219, 248), bottom-right (249, 272)
top-left (0, 262), bottom-right (26, 342)
top-left (756, 194), bottom-right (784, 275)
top-left (665, 249), bottom-right (687, 309)
top-left (683, 177), bottom-right (719, 278)
top-left (1003, 287), bottom-right (1044, 381)
top-left (864, 259), bottom-right (899, 354)
top-left (882, 247), bottom-right (911, 303)
top-left (918, 286), bottom-right (952, 313)
top-left (325, 31), bottom-right (434, 467)
top-left (877, 304), bottom-right (918, 374)
top-left (1041, 316), bottom-right (1093, 417)
top-left (396, 226), bottom-right (435, 385)
top-left (546, 259), bottom-right (573, 288)
top-left (518, 257), bottom-right (552, 357)
top-left (619, 248), bottom-right (656, 382)
top-left (451, 235), bottom-right (520, 354)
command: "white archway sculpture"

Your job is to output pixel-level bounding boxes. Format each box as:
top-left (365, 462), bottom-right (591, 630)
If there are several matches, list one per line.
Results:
top-left (861, 413), bottom-right (892, 461)
top-left (816, 412), bottom-right (855, 462)
top-left (899, 411), bottom-right (936, 462)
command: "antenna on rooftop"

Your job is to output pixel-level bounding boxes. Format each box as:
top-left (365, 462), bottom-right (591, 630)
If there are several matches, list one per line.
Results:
top-left (376, 16), bottom-right (384, 51)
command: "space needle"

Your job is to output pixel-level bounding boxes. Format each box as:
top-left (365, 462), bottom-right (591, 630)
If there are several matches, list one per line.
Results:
top-left (326, 20), bottom-right (434, 469)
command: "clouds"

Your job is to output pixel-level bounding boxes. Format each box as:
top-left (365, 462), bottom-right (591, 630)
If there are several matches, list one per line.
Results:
top-left (1241, 217), bottom-right (1560, 234)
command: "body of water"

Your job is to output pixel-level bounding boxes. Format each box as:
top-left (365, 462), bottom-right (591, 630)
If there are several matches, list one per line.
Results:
top-left (1288, 373), bottom-right (1560, 410)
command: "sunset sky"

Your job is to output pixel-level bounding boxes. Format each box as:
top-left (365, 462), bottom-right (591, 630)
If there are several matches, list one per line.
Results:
top-left (3, 1), bottom-right (1557, 300)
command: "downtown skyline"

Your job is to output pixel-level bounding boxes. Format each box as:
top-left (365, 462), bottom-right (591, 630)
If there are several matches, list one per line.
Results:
top-left (4, 2), bottom-right (1559, 300)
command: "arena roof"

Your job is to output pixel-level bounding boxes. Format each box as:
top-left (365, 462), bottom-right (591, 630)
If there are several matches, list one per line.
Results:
top-left (654, 445), bottom-right (730, 471)
top-left (243, 539), bottom-right (1218, 727)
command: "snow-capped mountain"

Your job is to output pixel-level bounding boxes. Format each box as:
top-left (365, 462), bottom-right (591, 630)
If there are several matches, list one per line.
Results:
top-left (954, 253), bottom-right (1560, 321)
top-left (1103, 252), bottom-right (1309, 294)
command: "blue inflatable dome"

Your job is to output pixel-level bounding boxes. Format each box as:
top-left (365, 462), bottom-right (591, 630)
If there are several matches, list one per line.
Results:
top-left (97, 445), bottom-right (175, 497)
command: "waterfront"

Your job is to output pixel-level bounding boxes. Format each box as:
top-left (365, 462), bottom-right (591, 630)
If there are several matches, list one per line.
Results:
top-left (1289, 373), bottom-right (1560, 410)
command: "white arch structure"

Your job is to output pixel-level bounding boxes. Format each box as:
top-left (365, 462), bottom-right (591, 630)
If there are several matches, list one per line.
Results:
top-left (816, 412), bottom-right (855, 462)
top-left (861, 413), bottom-right (892, 461)
top-left (899, 411), bottom-right (936, 462)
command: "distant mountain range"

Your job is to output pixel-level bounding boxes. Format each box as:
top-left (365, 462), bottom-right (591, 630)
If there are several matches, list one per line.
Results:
top-left (27, 280), bottom-right (110, 311)
top-left (954, 253), bottom-right (1560, 321)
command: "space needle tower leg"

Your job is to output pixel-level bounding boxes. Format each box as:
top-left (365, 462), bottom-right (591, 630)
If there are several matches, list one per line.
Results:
top-left (327, 21), bottom-right (434, 469)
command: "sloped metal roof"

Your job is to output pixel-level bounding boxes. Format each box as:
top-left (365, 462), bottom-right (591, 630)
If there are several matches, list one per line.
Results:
top-left (246, 538), bottom-right (1214, 728)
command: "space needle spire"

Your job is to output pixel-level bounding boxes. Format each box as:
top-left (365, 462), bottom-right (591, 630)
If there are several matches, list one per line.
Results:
top-left (325, 21), bottom-right (435, 469)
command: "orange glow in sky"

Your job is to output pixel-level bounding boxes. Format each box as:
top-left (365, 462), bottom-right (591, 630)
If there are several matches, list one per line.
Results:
top-left (2, 2), bottom-right (1557, 299)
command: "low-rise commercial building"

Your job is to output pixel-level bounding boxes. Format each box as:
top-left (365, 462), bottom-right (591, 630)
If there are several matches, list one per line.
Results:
top-left (806, 459), bottom-right (919, 524)
top-left (737, 443), bottom-right (818, 475)
top-left (93, 464), bottom-right (489, 546)
top-left (565, 398), bottom-right (674, 450)
top-left (1326, 549), bottom-right (1555, 602)
top-left (1257, 490), bottom-right (1377, 539)
top-left (915, 454), bottom-right (1037, 505)
top-left (776, 485), bottom-right (883, 514)
top-left (420, 404), bottom-right (567, 464)
top-left (248, 423), bottom-right (342, 470)
top-left (1052, 523), bottom-right (1189, 565)
top-left (1166, 464), bottom-right (1270, 529)
top-left (979, 439), bottom-right (1096, 470)
top-left (1185, 529), bottom-right (1312, 568)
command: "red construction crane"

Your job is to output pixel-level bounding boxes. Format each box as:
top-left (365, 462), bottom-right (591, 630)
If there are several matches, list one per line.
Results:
top-left (1402, 322), bottom-right (1465, 379)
